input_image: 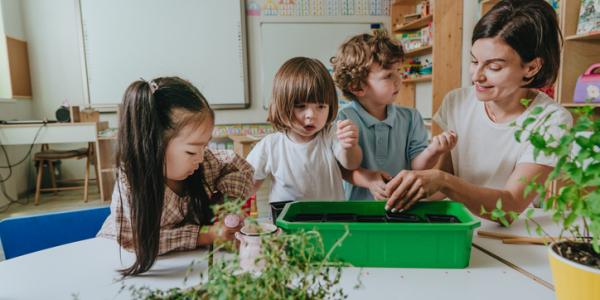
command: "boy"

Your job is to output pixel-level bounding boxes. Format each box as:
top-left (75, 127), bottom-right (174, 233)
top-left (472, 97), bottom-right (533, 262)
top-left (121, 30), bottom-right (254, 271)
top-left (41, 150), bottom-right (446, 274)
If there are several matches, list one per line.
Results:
top-left (331, 30), bottom-right (456, 208)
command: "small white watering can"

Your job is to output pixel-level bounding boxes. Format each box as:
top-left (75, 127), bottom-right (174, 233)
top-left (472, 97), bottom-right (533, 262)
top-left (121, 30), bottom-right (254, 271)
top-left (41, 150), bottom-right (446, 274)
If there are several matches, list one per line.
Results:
top-left (234, 222), bottom-right (279, 273)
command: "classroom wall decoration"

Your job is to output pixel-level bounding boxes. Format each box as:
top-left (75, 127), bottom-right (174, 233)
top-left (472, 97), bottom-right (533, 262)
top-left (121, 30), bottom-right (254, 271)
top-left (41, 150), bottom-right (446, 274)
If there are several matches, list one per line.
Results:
top-left (246, 0), bottom-right (390, 17)
top-left (577, 0), bottom-right (600, 35)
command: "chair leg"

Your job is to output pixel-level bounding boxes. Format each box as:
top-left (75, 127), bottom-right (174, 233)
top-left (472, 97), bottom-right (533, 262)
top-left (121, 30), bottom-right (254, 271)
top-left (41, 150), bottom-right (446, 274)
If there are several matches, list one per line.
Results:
top-left (48, 160), bottom-right (58, 195)
top-left (91, 147), bottom-right (100, 189)
top-left (34, 160), bottom-right (44, 206)
top-left (83, 155), bottom-right (90, 202)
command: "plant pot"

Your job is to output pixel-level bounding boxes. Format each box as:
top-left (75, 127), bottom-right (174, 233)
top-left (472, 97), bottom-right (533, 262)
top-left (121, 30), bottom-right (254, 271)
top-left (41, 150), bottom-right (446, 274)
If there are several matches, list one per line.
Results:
top-left (235, 223), bottom-right (279, 274)
top-left (548, 241), bottom-right (600, 300)
top-left (270, 200), bottom-right (294, 223)
top-left (385, 212), bottom-right (422, 223)
top-left (356, 215), bottom-right (387, 223)
top-left (425, 214), bottom-right (460, 223)
top-left (323, 213), bottom-right (356, 222)
top-left (293, 213), bottom-right (325, 222)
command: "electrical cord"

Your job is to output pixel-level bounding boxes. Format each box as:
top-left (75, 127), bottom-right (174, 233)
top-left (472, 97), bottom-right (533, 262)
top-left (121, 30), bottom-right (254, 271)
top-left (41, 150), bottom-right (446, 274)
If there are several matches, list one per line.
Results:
top-left (0, 122), bottom-right (48, 212)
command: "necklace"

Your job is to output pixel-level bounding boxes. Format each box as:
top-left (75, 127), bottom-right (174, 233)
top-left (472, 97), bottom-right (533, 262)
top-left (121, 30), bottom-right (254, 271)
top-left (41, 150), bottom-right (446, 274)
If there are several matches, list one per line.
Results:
top-left (485, 90), bottom-right (535, 123)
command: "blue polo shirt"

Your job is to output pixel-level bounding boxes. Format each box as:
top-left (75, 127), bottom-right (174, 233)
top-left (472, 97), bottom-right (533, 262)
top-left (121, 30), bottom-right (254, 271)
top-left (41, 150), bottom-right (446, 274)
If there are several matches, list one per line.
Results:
top-left (337, 101), bottom-right (429, 200)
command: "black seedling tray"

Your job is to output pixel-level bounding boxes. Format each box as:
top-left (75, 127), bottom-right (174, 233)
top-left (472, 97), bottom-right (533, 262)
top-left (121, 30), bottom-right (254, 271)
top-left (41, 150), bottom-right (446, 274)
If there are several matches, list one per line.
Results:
top-left (426, 214), bottom-right (461, 223)
top-left (385, 212), bottom-right (423, 223)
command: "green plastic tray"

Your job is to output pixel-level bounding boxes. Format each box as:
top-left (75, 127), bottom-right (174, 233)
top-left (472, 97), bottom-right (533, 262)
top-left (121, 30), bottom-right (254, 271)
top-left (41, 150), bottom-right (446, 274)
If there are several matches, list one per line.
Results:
top-left (276, 201), bottom-right (481, 268)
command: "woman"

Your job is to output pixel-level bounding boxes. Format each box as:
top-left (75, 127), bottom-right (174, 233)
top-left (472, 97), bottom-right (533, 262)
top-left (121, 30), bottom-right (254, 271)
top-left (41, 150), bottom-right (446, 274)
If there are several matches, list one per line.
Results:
top-left (383, 0), bottom-right (572, 221)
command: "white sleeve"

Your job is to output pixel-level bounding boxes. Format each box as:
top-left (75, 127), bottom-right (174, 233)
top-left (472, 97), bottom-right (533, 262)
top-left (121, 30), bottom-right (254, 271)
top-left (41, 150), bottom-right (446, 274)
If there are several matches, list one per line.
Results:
top-left (327, 123), bottom-right (343, 160)
top-left (245, 136), bottom-right (271, 180)
top-left (518, 107), bottom-right (573, 167)
top-left (432, 91), bottom-right (452, 132)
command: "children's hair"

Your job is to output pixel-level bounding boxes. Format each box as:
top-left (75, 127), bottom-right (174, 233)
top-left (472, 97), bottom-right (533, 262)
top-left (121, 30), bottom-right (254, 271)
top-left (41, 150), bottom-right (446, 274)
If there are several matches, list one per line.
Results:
top-left (117, 76), bottom-right (215, 276)
top-left (473, 0), bottom-right (562, 88)
top-left (330, 30), bottom-right (403, 101)
top-left (268, 57), bottom-right (338, 132)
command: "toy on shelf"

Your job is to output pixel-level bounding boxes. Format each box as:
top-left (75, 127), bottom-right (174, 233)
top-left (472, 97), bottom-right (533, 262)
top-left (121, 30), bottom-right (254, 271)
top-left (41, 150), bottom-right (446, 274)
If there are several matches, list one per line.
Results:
top-left (420, 59), bottom-right (432, 75)
top-left (573, 63), bottom-right (600, 103)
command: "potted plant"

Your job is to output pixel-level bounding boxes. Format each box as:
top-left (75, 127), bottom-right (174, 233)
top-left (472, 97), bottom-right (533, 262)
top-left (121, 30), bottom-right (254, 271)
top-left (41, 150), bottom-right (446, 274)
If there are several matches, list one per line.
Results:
top-left (485, 102), bottom-right (599, 299)
top-left (125, 199), bottom-right (351, 300)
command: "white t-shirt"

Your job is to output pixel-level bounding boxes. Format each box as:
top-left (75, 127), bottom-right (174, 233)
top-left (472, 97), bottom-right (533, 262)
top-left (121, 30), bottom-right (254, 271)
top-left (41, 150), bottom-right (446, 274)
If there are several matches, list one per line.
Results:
top-left (246, 127), bottom-right (345, 203)
top-left (433, 87), bottom-right (572, 189)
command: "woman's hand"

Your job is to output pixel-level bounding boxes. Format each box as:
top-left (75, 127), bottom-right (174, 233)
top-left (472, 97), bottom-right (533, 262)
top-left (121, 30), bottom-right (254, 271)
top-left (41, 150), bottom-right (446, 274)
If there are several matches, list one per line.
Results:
top-left (384, 169), bottom-right (445, 211)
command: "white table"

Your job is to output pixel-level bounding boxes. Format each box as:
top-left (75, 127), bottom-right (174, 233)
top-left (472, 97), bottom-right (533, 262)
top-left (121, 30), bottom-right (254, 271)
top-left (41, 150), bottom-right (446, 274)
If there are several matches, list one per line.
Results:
top-left (0, 122), bottom-right (117, 202)
top-left (0, 123), bottom-right (97, 145)
top-left (473, 210), bottom-right (565, 288)
top-left (0, 236), bottom-right (555, 299)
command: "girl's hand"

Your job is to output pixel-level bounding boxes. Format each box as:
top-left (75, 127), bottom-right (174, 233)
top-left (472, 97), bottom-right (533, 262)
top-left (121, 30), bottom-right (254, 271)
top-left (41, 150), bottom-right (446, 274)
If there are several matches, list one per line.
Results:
top-left (363, 169), bottom-right (392, 200)
top-left (427, 130), bottom-right (457, 155)
top-left (198, 214), bottom-right (244, 245)
top-left (336, 119), bottom-right (359, 149)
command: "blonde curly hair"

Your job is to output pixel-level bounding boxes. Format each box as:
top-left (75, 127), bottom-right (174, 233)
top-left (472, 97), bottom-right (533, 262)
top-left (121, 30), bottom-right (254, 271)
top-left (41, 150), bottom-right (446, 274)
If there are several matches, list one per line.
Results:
top-left (330, 30), bottom-right (403, 101)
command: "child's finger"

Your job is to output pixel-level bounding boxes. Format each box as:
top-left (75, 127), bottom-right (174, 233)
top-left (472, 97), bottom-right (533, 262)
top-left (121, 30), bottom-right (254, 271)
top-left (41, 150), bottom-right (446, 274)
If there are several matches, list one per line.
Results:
top-left (337, 119), bottom-right (352, 130)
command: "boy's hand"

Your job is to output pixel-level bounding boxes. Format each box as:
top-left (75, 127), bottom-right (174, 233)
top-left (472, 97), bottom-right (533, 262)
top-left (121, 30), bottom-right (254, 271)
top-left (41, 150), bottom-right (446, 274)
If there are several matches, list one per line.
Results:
top-left (363, 169), bottom-right (392, 200)
top-left (427, 130), bottom-right (457, 155)
top-left (336, 119), bottom-right (359, 149)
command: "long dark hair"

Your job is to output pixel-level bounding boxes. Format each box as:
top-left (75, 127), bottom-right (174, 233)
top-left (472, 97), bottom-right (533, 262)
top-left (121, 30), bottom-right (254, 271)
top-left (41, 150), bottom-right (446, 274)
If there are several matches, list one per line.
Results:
top-left (117, 76), bottom-right (215, 276)
top-left (473, 0), bottom-right (562, 88)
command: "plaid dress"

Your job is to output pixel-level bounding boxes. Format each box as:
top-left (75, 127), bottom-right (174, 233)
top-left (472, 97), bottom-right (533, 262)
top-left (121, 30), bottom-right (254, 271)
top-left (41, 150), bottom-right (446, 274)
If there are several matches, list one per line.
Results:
top-left (98, 149), bottom-right (253, 255)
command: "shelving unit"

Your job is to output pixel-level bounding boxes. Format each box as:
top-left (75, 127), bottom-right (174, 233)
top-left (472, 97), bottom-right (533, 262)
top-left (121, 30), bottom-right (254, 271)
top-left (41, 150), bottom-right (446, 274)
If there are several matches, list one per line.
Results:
top-left (404, 45), bottom-right (433, 57)
top-left (394, 14), bottom-right (433, 31)
top-left (557, 0), bottom-right (600, 113)
top-left (402, 75), bottom-right (432, 83)
top-left (391, 0), bottom-right (463, 135)
top-left (480, 0), bottom-right (500, 15)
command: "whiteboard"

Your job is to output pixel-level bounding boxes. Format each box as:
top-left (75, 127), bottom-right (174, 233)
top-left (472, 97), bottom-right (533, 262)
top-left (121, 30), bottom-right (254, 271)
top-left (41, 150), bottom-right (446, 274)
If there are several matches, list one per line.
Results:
top-left (77, 0), bottom-right (249, 109)
top-left (260, 22), bottom-right (376, 106)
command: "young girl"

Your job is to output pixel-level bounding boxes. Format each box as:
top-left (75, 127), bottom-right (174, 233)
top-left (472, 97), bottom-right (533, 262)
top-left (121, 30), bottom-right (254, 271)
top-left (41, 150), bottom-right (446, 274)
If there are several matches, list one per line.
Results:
top-left (98, 77), bottom-right (254, 276)
top-left (247, 57), bottom-right (362, 205)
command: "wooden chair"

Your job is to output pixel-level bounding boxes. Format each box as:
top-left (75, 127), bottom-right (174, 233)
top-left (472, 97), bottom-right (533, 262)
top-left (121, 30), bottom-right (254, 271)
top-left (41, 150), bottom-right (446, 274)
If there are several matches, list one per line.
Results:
top-left (33, 142), bottom-right (99, 205)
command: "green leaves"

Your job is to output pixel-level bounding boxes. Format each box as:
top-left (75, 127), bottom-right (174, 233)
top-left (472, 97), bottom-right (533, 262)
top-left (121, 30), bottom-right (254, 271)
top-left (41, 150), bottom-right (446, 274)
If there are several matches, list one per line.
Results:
top-left (510, 102), bottom-right (600, 254)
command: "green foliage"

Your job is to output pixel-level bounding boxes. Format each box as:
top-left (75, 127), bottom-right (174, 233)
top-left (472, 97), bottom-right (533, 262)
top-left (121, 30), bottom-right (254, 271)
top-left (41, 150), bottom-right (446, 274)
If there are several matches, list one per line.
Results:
top-left (125, 197), bottom-right (351, 300)
top-left (486, 100), bottom-right (600, 253)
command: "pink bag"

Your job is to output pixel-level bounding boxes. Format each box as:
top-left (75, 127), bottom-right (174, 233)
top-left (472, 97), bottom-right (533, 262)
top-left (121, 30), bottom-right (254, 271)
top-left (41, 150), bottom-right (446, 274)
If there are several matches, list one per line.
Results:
top-left (573, 63), bottom-right (600, 103)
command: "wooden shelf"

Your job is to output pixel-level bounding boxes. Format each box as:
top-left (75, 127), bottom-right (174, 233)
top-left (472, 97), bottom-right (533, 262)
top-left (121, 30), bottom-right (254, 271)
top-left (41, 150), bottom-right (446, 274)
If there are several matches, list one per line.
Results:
top-left (402, 75), bottom-right (432, 83)
top-left (404, 45), bottom-right (432, 57)
top-left (565, 31), bottom-right (600, 41)
top-left (394, 14), bottom-right (433, 32)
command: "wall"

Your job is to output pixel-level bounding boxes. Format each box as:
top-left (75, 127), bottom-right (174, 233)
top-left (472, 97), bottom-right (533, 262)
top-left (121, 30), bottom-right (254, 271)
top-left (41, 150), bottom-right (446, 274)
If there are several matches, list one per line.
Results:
top-left (461, 0), bottom-right (478, 88)
top-left (0, 0), bottom-right (34, 207)
top-left (20, 0), bottom-right (270, 127)
top-left (15, 0), bottom-right (477, 196)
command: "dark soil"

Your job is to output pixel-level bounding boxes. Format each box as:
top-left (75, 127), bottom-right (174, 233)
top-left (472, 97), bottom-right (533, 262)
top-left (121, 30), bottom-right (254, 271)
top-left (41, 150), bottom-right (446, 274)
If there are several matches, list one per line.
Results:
top-left (425, 214), bottom-right (460, 223)
top-left (553, 241), bottom-right (600, 269)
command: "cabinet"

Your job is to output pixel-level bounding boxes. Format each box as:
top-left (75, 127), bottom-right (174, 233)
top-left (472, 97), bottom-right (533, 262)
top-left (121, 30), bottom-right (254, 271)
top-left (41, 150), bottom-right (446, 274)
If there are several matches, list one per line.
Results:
top-left (2, 37), bottom-right (32, 99)
top-left (391, 0), bottom-right (463, 135)
top-left (1, 1), bottom-right (32, 100)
